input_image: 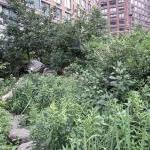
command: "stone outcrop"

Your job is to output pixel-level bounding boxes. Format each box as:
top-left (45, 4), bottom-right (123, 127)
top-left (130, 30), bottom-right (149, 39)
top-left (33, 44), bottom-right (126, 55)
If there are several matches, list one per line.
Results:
top-left (9, 128), bottom-right (30, 143)
top-left (1, 90), bottom-right (13, 101)
top-left (8, 114), bottom-right (33, 149)
top-left (17, 141), bottom-right (33, 150)
top-left (27, 59), bottom-right (45, 73)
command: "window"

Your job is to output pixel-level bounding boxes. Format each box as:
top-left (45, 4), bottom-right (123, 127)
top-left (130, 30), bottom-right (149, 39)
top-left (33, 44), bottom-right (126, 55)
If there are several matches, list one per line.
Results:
top-left (54, 8), bottom-right (62, 20)
top-left (77, 9), bottom-right (81, 17)
top-left (119, 13), bottom-right (125, 18)
top-left (110, 20), bottom-right (117, 25)
top-left (75, 0), bottom-right (80, 4)
top-left (119, 19), bottom-right (125, 24)
top-left (88, 3), bottom-right (91, 11)
top-left (101, 9), bottom-right (107, 14)
top-left (119, 27), bottom-right (125, 31)
top-left (101, 2), bottom-right (107, 7)
top-left (110, 13), bottom-right (117, 18)
top-left (110, 7), bottom-right (117, 13)
top-left (65, 0), bottom-right (71, 9)
top-left (111, 26), bottom-right (117, 31)
top-left (118, 7), bottom-right (125, 11)
top-left (41, 2), bottom-right (50, 16)
top-left (109, 0), bottom-right (116, 5)
top-left (118, 0), bottom-right (124, 3)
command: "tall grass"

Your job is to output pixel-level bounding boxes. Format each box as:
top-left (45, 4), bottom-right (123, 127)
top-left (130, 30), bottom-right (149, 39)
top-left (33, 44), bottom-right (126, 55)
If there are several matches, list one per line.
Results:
top-left (62, 91), bottom-right (150, 150)
top-left (4, 74), bottom-right (150, 150)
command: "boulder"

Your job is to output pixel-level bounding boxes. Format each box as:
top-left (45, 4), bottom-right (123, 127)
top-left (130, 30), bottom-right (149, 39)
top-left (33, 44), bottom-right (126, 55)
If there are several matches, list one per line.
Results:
top-left (1, 77), bottom-right (24, 101)
top-left (9, 128), bottom-right (30, 143)
top-left (17, 141), bottom-right (33, 150)
top-left (43, 68), bottom-right (56, 75)
top-left (1, 90), bottom-right (13, 101)
top-left (27, 59), bottom-right (45, 73)
top-left (0, 78), bottom-right (4, 82)
top-left (11, 115), bottom-right (23, 129)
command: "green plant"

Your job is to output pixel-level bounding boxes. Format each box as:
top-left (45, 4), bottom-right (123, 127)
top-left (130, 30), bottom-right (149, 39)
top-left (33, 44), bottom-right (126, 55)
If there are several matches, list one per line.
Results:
top-left (104, 61), bottom-right (135, 100)
top-left (30, 99), bottom-right (83, 150)
top-left (0, 77), bottom-right (15, 97)
top-left (63, 91), bottom-right (150, 150)
top-left (0, 107), bottom-right (13, 150)
top-left (65, 109), bottom-right (103, 150)
top-left (8, 74), bottom-right (78, 114)
top-left (76, 68), bottom-right (105, 108)
top-left (0, 0), bottom-right (55, 75)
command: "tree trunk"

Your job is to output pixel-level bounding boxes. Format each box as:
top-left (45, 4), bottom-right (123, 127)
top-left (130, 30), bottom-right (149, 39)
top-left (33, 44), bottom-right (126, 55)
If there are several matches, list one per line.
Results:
top-left (27, 49), bottom-right (30, 62)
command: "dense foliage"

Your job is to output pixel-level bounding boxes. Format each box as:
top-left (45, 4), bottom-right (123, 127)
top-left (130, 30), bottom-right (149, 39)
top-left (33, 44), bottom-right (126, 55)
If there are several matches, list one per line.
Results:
top-left (0, 107), bottom-right (13, 150)
top-left (0, 0), bottom-right (150, 150)
top-left (8, 75), bottom-right (78, 114)
top-left (0, 0), bottom-right (105, 76)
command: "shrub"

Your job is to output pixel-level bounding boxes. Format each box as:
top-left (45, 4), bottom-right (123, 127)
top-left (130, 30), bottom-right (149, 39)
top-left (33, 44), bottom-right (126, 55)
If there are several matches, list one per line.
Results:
top-left (0, 107), bottom-right (13, 150)
top-left (102, 30), bottom-right (150, 79)
top-left (0, 77), bottom-right (15, 97)
top-left (103, 61), bottom-right (135, 100)
top-left (0, 62), bottom-right (9, 77)
top-left (76, 68), bottom-right (105, 108)
top-left (100, 91), bottom-right (150, 150)
top-left (67, 91), bottom-right (150, 150)
top-left (8, 74), bottom-right (78, 114)
top-left (73, 61), bottom-right (135, 110)
top-left (66, 109), bottom-right (103, 150)
top-left (78, 30), bottom-right (150, 84)
top-left (30, 99), bottom-right (83, 150)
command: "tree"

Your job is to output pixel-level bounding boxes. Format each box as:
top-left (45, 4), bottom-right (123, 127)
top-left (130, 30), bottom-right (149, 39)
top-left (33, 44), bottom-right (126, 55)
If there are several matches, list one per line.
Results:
top-left (0, 1), bottom-right (106, 76)
top-left (74, 8), bottom-right (106, 41)
top-left (50, 8), bottom-right (106, 70)
top-left (86, 8), bottom-right (106, 38)
top-left (0, 0), bottom-right (55, 75)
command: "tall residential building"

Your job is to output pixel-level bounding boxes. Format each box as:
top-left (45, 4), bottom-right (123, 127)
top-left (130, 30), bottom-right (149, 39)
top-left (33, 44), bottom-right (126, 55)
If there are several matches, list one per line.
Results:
top-left (99, 0), bottom-right (150, 33)
top-left (0, 0), bottom-right (97, 21)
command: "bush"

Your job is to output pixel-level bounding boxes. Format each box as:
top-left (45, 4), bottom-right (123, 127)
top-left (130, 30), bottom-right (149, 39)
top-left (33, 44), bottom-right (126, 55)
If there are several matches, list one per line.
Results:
top-left (85, 30), bottom-right (150, 79)
top-left (30, 99), bottom-right (83, 150)
top-left (76, 68), bottom-right (105, 108)
top-left (0, 107), bottom-right (13, 150)
top-left (0, 77), bottom-right (16, 97)
top-left (66, 109), bottom-right (102, 150)
top-left (66, 91), bottom-right (150, 150)
top-left (8, 74), bottom-right (78, 114)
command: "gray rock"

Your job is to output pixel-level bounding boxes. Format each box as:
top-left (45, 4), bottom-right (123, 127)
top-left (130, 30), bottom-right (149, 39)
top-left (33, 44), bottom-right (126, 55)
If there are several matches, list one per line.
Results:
top-left (1, 77), bottom-right (24, 101)
top-left (27, 59), bottom-right (45, 73)
top-left (17, 141), bottom-right (33, 150)
top-left (43, 68), bottom-right (56, 75)
top-left (11, 115), bottom-right (23, 129)
top-left (0, 78), bottom-right (4, 82)
top-left (9, 128), bottom-right (30, 143)
top-left (1, 90), bottom-right (13, 101)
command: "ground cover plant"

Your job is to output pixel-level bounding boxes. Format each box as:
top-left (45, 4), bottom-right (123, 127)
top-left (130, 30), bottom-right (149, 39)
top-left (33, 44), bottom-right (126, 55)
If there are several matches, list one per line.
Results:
top-left (0, 107), bottom-right (13, 150)
top-left (0, 0), bottom-right (150, 150)
top-left (1, 30), bottom-right (150, 149)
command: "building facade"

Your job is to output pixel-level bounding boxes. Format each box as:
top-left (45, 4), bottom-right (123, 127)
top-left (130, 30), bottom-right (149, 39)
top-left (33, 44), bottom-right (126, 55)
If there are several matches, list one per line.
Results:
top-left (99, 0), bottom-right (150, 33)
top-left (0, 0), bottom-right (97, 21)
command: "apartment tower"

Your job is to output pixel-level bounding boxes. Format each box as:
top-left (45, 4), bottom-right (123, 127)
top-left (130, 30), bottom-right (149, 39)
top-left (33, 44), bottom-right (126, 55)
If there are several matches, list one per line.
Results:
top-left (99, 0), bottom-right (150, 33)
top-left (0, 0), bottom-right (97, 21)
